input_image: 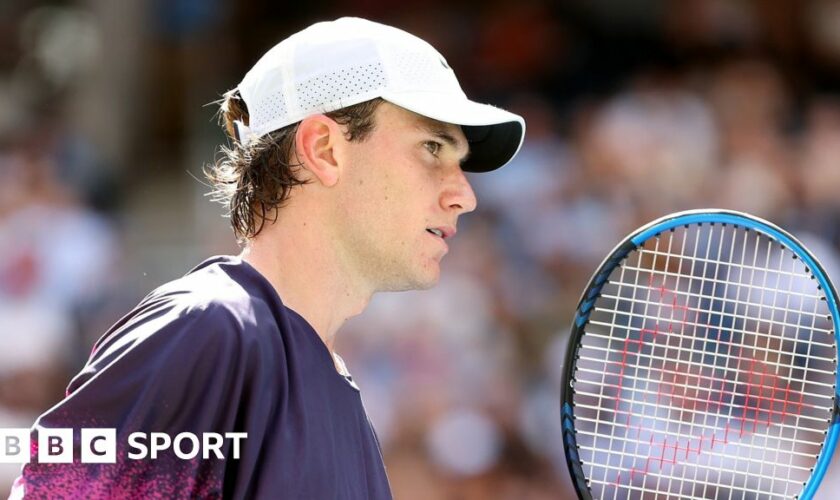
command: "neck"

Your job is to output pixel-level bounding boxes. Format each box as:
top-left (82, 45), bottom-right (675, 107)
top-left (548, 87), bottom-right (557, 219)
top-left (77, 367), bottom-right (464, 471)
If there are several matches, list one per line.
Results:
top-left (240, 213), bottom-right (371, 352)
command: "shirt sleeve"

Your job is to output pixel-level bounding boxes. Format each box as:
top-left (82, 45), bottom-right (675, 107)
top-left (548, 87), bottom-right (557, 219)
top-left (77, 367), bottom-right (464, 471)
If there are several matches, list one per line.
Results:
top-left (10, 297), bottom-right (281, 499)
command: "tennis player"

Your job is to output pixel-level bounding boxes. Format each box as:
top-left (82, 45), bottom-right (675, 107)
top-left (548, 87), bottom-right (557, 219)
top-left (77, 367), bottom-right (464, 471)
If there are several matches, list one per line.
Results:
top-left (11, 17), bottom-right (524, 499)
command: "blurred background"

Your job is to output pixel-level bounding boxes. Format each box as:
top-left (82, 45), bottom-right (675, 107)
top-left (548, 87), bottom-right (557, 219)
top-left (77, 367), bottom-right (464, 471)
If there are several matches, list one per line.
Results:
top-left (2, 0), bottom-right (840, 498)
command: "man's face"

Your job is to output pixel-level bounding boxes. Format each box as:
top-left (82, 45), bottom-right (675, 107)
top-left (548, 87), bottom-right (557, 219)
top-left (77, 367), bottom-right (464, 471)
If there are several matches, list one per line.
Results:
top-left (335, 102), bottom-right (477, 292)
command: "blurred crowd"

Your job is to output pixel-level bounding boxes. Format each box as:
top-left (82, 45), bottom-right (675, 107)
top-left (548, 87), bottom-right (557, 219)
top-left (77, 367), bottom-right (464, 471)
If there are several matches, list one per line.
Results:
top-left (3, 0), bottom-right (840, 498)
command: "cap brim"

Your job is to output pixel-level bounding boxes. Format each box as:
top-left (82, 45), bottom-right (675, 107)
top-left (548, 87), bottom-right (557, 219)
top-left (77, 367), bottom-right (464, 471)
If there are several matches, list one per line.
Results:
top-left (380, 91), bottom-right (525, 173)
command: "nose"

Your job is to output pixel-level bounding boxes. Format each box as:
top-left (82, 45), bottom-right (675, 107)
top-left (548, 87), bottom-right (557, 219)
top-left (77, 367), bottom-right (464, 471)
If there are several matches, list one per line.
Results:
top-left (440, 168), bottom-right (478, 215)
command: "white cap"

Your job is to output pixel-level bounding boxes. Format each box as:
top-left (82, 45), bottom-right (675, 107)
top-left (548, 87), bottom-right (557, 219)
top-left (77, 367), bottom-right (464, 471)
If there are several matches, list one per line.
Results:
top-left (235, 17), bottom-right (525, 173)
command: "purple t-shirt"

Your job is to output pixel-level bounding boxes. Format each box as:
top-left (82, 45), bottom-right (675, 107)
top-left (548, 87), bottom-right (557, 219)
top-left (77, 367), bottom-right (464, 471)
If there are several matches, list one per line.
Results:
top-left (11, 256), bottom-right (392, 499)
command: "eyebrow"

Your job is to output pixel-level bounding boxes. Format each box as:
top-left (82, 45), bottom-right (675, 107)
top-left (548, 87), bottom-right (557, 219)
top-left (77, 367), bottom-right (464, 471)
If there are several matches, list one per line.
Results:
top-left (418, 121), bottom-right (472, 166)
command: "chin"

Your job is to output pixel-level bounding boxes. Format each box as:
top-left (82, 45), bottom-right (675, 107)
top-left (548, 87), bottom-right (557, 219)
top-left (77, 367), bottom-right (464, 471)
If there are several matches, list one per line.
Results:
top-left (414, 274), bottom-right (439, 290)
top-left (396, 274), bottom-right (439, 292)
top-left (382, 264), bottom-right (440, 292)
top-left (415, 261), bottom-right (442, 289)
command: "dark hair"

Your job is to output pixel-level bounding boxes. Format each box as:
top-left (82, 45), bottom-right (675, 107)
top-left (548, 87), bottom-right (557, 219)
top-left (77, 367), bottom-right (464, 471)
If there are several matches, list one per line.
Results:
top-left (205, 90), bottom-right (383, 242)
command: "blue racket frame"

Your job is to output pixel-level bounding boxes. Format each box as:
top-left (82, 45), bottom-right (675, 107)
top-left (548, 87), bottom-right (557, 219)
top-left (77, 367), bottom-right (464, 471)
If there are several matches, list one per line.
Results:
top-left (561, 209), bottom-right (840, 500)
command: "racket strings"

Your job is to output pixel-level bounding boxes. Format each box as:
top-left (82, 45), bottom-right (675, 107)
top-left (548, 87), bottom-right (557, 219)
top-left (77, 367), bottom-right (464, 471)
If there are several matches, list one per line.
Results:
top-left (571, 223), bottom-right (836, 500)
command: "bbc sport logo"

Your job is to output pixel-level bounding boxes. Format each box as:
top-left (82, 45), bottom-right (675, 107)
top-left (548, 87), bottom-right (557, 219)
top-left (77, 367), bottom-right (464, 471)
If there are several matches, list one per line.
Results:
top-left (0, 429), bottom-right (247, 463)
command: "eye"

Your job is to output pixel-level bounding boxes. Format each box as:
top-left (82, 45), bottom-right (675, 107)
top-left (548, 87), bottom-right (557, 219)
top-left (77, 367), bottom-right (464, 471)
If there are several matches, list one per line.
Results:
top-left (423, 140), bottom-right (442, 157)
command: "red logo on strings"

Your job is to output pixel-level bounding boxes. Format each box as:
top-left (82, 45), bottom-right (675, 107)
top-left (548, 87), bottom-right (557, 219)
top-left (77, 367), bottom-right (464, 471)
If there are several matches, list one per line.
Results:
top-left (611, 276), bottom-right (805, 486)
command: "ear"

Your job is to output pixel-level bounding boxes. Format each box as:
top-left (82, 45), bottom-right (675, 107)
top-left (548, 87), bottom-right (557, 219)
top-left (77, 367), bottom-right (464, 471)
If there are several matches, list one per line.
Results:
top-left (295, 115), bottom-right (344, 187)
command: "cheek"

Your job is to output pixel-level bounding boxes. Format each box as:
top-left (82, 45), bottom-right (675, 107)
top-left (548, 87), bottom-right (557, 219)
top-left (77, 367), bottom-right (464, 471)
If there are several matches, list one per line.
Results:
top-left (340, 172), bottom-right (400, 232)
top-left (342, 145), bottom-right (439, 225)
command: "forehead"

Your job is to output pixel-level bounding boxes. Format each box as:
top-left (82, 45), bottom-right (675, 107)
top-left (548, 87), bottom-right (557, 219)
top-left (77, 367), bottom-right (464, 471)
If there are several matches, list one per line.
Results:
top-left (378, 102), bottom-right (468, 148)
top-left (413, 114), bottom-right (464, 140)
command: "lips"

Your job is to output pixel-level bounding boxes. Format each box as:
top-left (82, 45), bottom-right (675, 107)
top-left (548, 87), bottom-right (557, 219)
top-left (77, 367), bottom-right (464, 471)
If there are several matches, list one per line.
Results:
top-left (425, 225), bottom-right (456, 239)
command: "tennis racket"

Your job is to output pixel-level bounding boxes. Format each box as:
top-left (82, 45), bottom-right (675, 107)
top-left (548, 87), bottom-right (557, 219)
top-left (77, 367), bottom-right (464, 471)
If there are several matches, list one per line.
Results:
top-left (561, 209), bottom-right (840, 499)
